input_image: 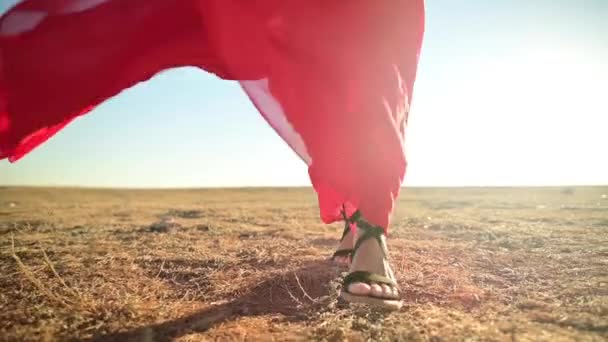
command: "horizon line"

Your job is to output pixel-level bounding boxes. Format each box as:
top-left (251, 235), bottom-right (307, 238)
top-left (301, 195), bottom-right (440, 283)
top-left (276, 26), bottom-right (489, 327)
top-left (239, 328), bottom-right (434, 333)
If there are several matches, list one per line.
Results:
top-left (2, 184), bottom-right (607, 190)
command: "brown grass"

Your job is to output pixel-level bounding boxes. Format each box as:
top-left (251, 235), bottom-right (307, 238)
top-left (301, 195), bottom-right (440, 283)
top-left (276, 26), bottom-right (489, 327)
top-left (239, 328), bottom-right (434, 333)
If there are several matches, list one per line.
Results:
top-left (0, 186), bottom-right (607, 341)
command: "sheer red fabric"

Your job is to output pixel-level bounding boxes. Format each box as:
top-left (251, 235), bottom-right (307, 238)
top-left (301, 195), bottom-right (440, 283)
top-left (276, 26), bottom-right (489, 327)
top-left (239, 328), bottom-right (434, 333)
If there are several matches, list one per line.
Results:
top-left (0, 0), bottom-right (425, 229)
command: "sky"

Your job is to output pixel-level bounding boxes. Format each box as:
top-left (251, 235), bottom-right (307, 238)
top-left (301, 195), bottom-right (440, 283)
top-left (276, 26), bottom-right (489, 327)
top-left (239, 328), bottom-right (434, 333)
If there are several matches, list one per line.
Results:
top-left (0, 0), bottom-right (606, 188)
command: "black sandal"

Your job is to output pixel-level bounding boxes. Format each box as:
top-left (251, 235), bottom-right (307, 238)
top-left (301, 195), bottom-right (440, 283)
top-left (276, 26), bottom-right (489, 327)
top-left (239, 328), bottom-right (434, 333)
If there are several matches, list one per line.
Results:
top-left (340, 216), bottom-right (402, 310)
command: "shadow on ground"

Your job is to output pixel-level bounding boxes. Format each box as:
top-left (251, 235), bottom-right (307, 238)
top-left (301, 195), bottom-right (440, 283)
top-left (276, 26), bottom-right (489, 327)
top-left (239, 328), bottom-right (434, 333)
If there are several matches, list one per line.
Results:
top-left (88, 260), bottom-right (339, 341)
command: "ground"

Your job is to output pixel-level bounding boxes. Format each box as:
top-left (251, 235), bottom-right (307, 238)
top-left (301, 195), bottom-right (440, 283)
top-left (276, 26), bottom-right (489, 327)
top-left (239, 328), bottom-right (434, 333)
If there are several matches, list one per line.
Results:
top-left (0, 186), bottom-right (607, 341)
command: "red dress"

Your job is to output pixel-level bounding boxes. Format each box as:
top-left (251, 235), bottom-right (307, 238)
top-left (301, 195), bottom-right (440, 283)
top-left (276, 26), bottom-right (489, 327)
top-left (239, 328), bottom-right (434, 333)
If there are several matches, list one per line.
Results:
top-left (0, 0), bottom-right (425, 229)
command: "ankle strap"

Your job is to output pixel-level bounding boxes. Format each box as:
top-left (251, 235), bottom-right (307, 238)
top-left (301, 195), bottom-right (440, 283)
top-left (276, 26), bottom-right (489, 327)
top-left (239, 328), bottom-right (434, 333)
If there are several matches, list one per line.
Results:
top-left (352, 215), bottom-right (388, 259)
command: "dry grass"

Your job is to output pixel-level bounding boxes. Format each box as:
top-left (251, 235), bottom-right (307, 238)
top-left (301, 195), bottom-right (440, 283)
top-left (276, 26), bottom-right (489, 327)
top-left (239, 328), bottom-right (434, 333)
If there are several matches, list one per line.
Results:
top-left (0, 186), bottom-right (607, 341)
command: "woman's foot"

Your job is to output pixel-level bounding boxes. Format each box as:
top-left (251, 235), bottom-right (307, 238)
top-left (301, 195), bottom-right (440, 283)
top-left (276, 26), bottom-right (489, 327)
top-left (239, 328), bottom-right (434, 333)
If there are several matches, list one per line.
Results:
top-left (341, 221), bottom-right (402, 310)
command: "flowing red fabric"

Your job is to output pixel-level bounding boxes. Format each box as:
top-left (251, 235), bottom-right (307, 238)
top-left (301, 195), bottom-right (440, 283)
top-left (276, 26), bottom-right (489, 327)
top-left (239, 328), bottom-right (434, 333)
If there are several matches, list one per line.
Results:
top-left (0, 0), bottom-right (424, 229)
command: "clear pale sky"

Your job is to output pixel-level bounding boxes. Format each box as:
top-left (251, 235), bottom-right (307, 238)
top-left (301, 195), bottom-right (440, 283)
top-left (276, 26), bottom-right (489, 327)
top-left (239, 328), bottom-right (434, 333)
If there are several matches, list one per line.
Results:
top-left (0, 0), bottom-right (606, 187)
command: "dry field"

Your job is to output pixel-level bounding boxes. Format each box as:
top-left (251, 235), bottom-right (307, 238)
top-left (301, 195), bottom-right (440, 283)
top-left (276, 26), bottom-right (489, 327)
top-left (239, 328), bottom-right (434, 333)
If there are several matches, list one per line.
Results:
top-left (1, 186), bottom-right (607, 341)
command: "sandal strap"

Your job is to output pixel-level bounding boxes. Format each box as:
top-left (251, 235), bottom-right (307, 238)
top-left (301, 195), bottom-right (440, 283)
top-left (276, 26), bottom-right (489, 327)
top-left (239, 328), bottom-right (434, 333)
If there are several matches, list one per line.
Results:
top-left (338, 221), bottom-right (350, 242)
top-left (331, 249), bottom-right (353, 259)
top-left (343, 271), bottom-right (396, 288)
top-left (339, 208), bottom-right (361, 242)
top-left (352, 217), bottom-right (388, 259)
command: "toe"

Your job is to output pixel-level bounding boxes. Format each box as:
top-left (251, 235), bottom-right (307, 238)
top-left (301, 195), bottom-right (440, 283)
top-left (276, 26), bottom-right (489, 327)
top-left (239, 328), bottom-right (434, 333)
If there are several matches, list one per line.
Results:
top-left (348, 282), bottom-right (371, 296)
top-left (370, 284), bottom-right (383, 297)
top-left (381, 284), bottom-right (393, 298)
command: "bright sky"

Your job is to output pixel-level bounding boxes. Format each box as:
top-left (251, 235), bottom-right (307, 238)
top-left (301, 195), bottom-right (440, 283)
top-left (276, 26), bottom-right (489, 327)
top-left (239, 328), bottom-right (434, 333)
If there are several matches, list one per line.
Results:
top-left (0, 0), bottom-right (606, 187)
